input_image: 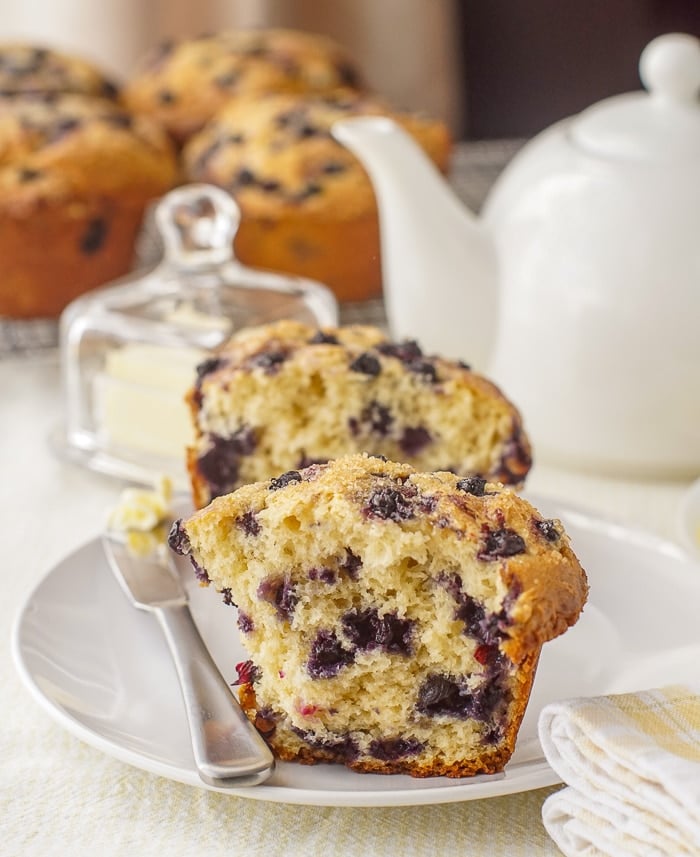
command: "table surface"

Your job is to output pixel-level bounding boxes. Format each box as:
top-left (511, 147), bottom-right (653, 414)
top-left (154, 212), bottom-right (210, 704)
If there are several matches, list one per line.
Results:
top-left (1, 141), bottom-right (695, 857)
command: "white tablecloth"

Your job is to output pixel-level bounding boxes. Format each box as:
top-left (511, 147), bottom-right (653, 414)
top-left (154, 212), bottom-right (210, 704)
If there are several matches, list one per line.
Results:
top-left (1, 354), bottom-right (693, 857)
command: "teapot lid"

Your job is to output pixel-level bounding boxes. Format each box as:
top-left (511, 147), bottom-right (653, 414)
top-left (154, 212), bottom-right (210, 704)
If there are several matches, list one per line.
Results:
top-left (571, 33), bottom-right (700, 163)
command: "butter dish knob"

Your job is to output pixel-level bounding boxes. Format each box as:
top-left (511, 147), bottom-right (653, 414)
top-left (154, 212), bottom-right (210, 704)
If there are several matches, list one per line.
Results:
top-left (155, 184), bottom-right (240, 270)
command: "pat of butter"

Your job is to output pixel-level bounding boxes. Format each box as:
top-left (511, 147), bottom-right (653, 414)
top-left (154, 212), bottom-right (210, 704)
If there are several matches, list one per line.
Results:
top-left (94, 303), bottom-right (231, 462)
top-left (107, 476), bottom-right (173, 558)
top-left (95, 343), bottom-right (205, 459)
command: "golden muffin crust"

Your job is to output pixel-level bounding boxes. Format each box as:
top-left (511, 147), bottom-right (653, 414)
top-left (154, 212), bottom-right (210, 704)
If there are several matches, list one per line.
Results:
top-left (182, 92), bottom-right (450, 299)
top-left (171, 453), bottom-right (587, 777)
top-left (123, 28), bottom-right (364, 143)
top-left (0, 43), bottom-right (118, 98)
top-left (0, 94), bottom-right (177, 318)
top-left (186, 320), bottom-right (530, 508)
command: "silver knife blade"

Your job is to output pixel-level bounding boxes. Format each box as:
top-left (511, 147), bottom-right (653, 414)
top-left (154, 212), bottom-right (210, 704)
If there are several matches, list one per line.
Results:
top-left (103, 534), bottom-right (185, 610)
top-left (101, 530), bottom-right (275, 787)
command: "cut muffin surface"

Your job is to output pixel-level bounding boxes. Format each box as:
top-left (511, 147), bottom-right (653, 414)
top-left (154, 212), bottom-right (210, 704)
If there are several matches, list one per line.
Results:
top-left (187, 320), bottom-right (532, 508)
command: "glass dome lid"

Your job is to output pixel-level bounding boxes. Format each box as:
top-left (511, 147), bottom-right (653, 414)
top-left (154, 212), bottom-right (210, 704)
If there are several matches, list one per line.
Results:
top-left (53, 184), bottom-right (338, 488)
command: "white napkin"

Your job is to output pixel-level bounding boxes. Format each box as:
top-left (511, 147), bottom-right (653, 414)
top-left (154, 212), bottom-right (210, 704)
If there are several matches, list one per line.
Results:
top-left (538, 685), bottom-right (700, 857)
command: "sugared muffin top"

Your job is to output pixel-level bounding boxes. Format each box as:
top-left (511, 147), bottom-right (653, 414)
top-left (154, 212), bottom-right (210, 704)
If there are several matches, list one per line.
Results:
top-left (0, 43), bottom-right (118, 98)
top-left (183, 91), bottom-right (450, 218)
top-left (0, 94), bottom-right (177, 205)
top-left (123, 28), bottom-right (365, 143)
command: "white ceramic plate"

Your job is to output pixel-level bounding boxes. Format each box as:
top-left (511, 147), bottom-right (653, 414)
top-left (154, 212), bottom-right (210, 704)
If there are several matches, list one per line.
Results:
top-left (12, 496), bottom-right (700, 807)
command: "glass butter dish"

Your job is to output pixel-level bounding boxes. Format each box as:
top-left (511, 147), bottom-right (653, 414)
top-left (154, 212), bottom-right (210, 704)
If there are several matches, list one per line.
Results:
top-left (52, 184), bottom-right (338, 489)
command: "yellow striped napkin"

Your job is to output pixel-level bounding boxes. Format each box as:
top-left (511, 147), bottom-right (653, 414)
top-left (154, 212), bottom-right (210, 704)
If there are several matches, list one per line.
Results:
top-left (538, 685), bottom-right (700, 857)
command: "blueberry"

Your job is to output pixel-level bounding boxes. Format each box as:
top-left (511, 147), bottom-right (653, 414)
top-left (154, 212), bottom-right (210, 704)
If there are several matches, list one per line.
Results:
top-left (189, 556), bottom-right (210, 584)
top-left (339, 548), bottom-right (362, 579)
top-left (416, 674), bottom-right (471, 718)
top-left (322, 161), bottom-right (347, 175)
top-left (17, 167), bottom-right (41, 183)
top-left (364, 487), bottom-right (414, 522)
top-left (308, 330), bottom-right (339, 345)
top-left (294, 182), bottom-right (322, 201)
top-left (308, 567), bottom-right (337, 584)
top-left (197, 428), bottom-right (257, 496)
top-left (478, 527), bottom-right (526, 561)
top-left (79, 217), bottom-right (107, 255)
top-left (237, 612), bottom-right (254, 633)
top-left (336, 61), bottom-right (361, 88)
top-left (489, 423), bottom-right (532, 485)
top-left (214, 71), bottom-right (239, 88)
top-left (349, 352), bottom-right (381, 376)
top-left (298, 123), bottom-right (319, 138)
top-left (368, 737), bottom-right (423, 761)
top-left (535, 519), bottom-right (560, 541)
top-left (356, 400), bottom-right (393, 436)
top-left (456, 476), bottom-right (486, 496)
top-left (342, 608), bottom-right (413, 655)
top-left (103, 113), bottom-right (132, 130)
top-left (221, 587), bottom-right (236, 606)
top-left (290, 726), bottom-right (359, 760)
top-left (195, 356), bottom-right (227, 382)
top-left (249, 349), bottom-right (287, 374)
top-left (407, 360), bottom-right (438, 382)
top-left (257, 575), bottom-right (298, 621)
top-left (377, 340), bottom-right (423, 362)
top-left (399, 426), bottom-right (432, 456)
top-left (167, 519), bottom-right (191, 555)
top-left (237, 510), bottom-right (261, 536)
top-left (454, 593), bottom-right (487, 631)
top-left (269, 470), bottom-right (302, 491)
top-left (49, 116), bottom-right (81, 142)
top-left (234, 167), bottom-right (256, 188)
top-left (306, 630), bottom-right (354, 679)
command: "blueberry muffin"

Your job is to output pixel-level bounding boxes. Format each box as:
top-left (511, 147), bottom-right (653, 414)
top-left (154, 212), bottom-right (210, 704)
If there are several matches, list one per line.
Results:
top-left (123, 28), bottom-right (364, 145)
top-left (170, 454), bottom-right (587, 777)
top-left (0, 43), bottom-right (119, 99)
top-left (0, 94), bottom-right (177, 318)
top-left (186, 320), bottom-right (531, 508)
top-left (183, 91), bottom-right (450, 301)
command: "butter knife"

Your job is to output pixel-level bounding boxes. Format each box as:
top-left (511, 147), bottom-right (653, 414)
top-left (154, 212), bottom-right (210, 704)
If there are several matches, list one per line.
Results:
top-left (102, 533), bottom-right (275, 788)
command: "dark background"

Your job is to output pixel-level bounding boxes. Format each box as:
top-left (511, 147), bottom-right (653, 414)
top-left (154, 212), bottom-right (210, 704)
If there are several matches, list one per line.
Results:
top-left (460, 0), bottom-right (700, 139)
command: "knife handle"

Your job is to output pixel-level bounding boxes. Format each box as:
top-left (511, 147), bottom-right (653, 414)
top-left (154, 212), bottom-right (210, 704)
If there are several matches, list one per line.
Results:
top-left (154, 603), bottom-right (275, 787)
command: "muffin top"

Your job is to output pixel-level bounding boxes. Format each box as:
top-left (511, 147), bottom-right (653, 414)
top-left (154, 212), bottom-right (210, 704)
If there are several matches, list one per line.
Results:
top-left (0, 43), bottom-right (118, 98)
top-left (177, 452), bottom-right (588, 664)
top-left (0, 94), bottom-right (177, 209)
top-left (183, 91), bottom-right (450, 219)
top-left (123, 28), bottom-right (364, 143)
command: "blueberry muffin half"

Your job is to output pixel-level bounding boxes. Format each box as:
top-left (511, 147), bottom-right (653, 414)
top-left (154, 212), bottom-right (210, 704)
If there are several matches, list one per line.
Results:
top-left (170, 454), bottom-right (587, 777)
top-left (183, 91), bottom-right (450, 300)
top-left (123, 28), bottom-right (364, 144)
top-left (186, 320), bottom-right (531, 508)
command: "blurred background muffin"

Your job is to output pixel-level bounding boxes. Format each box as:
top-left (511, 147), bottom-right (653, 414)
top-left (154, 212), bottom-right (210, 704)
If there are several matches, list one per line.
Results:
top-left (0, 89), bottom-right (177, 318)
top-left (183, 90), bottom-right (451, 301)
top-left (0, 42), bottom-right (119, 98)
top-left (123, 28), bottom-right (365, 145)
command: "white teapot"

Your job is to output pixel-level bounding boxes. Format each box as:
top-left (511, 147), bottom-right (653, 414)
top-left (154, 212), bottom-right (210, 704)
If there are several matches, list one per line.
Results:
top-left (333, 33), bottom-right (700, 478)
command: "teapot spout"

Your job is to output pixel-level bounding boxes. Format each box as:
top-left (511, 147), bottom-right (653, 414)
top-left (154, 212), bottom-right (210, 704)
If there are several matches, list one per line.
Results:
top-left (332, 117), bottom-right (498, 368)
